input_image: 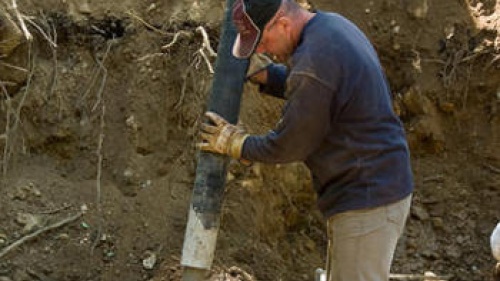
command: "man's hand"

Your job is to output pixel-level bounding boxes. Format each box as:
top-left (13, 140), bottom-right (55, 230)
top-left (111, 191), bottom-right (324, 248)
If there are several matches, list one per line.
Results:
top-left (246, 53), bottom-right (272, 84)
top-left (198, 111), bottom-right (248, 159)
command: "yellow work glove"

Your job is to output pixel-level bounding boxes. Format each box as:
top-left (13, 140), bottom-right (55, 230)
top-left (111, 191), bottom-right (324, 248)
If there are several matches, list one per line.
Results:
top-left (198, 111), bottom-right (249, 160)
top-left (246, 53), bottom-right (272, 82)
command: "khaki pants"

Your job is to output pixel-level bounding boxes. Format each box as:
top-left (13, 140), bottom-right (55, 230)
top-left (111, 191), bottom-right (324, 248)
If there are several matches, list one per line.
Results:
top-left (326, 195), bottom-right (412, 281)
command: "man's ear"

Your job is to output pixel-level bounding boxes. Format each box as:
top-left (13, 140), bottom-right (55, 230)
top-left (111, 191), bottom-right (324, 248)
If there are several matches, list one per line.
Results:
top-left (277, 16), bottom-right (292, 34)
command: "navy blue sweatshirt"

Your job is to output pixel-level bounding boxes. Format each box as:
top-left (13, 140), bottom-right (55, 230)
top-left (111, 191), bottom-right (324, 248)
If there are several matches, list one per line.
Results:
top-left (241, 12), bottom-right (414, 218)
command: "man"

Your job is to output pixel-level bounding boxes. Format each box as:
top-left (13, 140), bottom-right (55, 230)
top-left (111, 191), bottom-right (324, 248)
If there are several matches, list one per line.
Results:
top-left (198, 0), bottom-right (414, 280)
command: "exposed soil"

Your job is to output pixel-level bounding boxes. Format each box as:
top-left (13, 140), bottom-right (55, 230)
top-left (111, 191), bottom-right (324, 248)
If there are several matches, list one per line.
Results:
top-left (0, 0), bottom-right (499, 281)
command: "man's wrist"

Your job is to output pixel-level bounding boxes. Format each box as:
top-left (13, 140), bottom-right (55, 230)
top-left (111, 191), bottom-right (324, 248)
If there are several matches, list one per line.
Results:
top-left (228, 133), bottom-right (249, 159)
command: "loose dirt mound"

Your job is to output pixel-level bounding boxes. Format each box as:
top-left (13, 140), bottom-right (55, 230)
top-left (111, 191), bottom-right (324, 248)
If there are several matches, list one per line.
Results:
top-left (0, 0), bottom-right (499, 281)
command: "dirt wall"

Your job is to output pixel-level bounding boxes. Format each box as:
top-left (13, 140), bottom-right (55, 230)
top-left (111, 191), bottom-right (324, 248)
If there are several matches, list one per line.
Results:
top-left (0, 0), bottom-right (499, 281)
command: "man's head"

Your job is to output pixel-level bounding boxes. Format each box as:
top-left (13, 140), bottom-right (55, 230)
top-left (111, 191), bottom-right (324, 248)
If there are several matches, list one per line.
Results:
top-left (232, 0), bottom-right (311, 62)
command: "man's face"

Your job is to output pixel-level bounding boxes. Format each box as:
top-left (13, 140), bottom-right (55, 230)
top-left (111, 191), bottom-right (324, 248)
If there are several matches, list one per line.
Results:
top-left (255, 13), bottom-right (292, 63)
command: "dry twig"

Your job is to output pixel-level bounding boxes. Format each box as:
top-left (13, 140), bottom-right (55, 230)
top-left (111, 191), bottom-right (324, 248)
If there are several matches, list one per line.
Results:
top-left (0, 212), bottom-right (84, 259)
top-left (461, 62), bottom-right (472, 109)
top-left (2, 95), bottom-right (12, 177)
top-left (175, 57), bottom-right (197, 110)
top-left (136, 52), bottom-right (166, 62)
top-left (483, 163), bottom-right (500, 174)
top-left (48, 21), bottom-right (59, 115)
top-left (9, 0), bottom-right (32, 41)
top-left (485, 53), bottom-right (500, 70)
top-left (22, 16), bottom-right (57, 48)
top-left (390, 273), bottom-right (451, 280)
top-left (161, 30), bottom-right (192, 50)
top-left (90, 41), bottom-right (111, 252)
top-left (0, 80), bottom-right (17, 87)
top-left (2, 42), bottom-right (33, 177)
top-left (196, 26), bottom-right (217, 58)
top-left (0, 61), bottom-right (28, 73)
top-left (195, 26), bottom-right (216, 73)
top-left (37, 203), bottom-right (72, 215)
top-left (160, 27), bottom-right (217, 109)
top-left (91, 103), bottom-right (106, 253)
top-left (79, 41), bottom-right (111, 107)
top-left (26, 268), bottom-right (52, 281)
top-left (91, 42), bottom-right (111, 112)
top-left (161, 26), bottom-right (216, 73)
top-left (126, 10), bottom-right (166, 36)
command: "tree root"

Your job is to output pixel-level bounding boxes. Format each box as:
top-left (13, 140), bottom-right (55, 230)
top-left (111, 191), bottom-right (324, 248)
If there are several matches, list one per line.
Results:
top-left (0, 211), bottom-right (84, 259)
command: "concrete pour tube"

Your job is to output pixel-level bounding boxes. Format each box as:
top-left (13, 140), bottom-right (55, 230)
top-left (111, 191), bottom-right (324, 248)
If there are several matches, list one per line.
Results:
top-left (181, 0), bottom-right (248, 280)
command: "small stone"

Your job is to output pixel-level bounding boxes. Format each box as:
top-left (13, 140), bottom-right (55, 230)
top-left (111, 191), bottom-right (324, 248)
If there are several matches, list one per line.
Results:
top-left (142, 251), bottom-right (157, 270)
top-left (241, 180), bottom-right (254, 189)
top-left (431, 217), bottom-right (444, 230)
top-left (421, 249), bottom-right (438, 259)
top-left (126, 116), bottom-right (139, 131)
top-left (424, 271), bottom-right (440, 279)
top-left (406, 239), bottom-right (418, 250)
top-left (100, 234), bottom-right (108, 241)
top-left (123, 168), bottom-right (134, 179)
top-left (411, 205), bottom-right (430, 221)
top-left (105, 251), bottom-right (116, 260)
top-left (140, 180), bottom-right (152, 189)
top-left (365, 8), bottom-right (371, 14)
top-left (81, 204), bottom-right (89, 213)
top-left (226, 172), bottom-right (235, 182)
top-left (0, 233), bottom-right (7, 245)
top-left (438, 101), bottom-right (456, 113)
top-left (16, 213), bottom-right (42, 233)
top-left (304, 238), bottom-right (316, 252)
top-left (147, 3), bottom-right (157, 12)
top-left (57, 233), bottom-right (70, 240)
top-left (404, 0), bottom-right (428, 19)
top-left (446, 245), bottom-right (461, 259)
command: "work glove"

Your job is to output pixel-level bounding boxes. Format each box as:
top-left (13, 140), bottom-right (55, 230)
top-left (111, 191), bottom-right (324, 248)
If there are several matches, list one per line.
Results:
top-left (246, 53), bottom-right (273, 83)
top-left (198, 111), bottom-right (249, 160)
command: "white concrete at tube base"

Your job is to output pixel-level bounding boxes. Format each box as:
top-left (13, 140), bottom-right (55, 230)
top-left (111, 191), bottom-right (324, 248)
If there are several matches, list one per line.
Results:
top-left (181, 208), bottom-right (219, 269)
top-left (315, 268), bottom-right (327, 281)
top-left (492, 222), bottom-right (500, 261)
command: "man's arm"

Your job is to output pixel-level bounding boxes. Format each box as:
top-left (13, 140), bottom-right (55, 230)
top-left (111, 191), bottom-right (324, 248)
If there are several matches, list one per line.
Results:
top-left (241, 74), bottom-right (334, 163)
top-left (246, 54), bottom-right (288, 99)
top-left (257, 64), bottom-right (288, 99)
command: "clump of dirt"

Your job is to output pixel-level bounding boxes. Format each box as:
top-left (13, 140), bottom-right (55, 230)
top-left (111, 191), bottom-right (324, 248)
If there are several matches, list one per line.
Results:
top-left (0, 0), bottom-right (499, 281)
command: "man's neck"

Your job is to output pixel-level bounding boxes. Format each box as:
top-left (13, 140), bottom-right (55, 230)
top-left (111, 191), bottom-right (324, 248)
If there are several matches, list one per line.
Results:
top-left (291, 11), bottom-right (315, 48)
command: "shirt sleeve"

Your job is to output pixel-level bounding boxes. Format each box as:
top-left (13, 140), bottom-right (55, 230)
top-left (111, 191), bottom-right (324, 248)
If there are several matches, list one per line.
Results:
top-left (258, 63), bottom-right (288, 99)
top-left (242, 73), bottom-right (334, 163)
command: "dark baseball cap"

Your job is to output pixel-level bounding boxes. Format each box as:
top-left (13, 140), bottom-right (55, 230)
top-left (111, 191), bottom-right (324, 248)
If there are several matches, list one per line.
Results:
top-left (232, 0), bottom-right (282, 59)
